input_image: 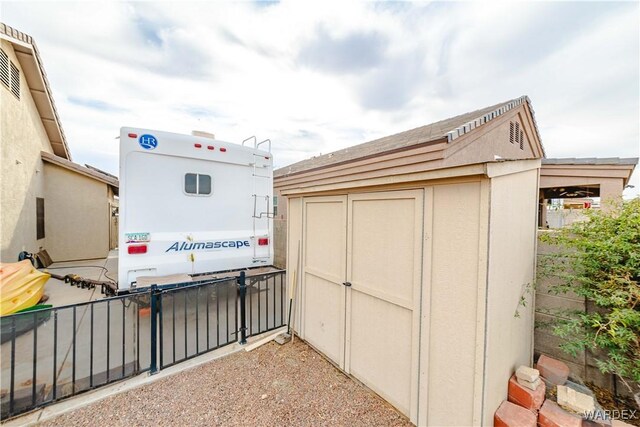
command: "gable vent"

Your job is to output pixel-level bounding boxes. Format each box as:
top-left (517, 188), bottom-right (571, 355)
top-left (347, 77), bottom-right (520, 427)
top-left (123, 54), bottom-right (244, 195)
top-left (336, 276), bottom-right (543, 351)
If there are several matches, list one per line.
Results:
top-left (10, 61), bottom-right (20, 99)
top-left (519, 130), bottom-right (524, 150)
top-left (509, 121), bottom-right (515, 143)
top-left (0, 49), bottom-right (9, 89)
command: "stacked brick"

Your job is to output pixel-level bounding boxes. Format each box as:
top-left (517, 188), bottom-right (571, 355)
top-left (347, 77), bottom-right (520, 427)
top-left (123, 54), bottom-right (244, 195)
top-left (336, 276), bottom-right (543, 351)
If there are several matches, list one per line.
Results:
top-left (494, 354), bottom-right (629, 426)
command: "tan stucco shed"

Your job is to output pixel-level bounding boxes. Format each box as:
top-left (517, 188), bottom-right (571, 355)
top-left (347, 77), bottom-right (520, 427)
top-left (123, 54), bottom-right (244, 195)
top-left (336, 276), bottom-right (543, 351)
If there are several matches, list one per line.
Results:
top-left (275, 96), bottom-right (544, 425)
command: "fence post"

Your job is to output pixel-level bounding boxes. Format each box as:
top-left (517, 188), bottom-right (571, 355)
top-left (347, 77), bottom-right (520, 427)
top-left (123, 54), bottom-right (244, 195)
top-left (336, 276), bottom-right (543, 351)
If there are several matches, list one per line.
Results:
top-left (238, 272), bottom-right (247, 345)
top-left (150, 285), bottom-right (159, 375)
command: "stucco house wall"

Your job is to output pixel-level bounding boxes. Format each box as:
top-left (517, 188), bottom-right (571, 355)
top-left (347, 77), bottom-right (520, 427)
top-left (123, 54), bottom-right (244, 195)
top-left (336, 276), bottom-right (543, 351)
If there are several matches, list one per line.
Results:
top-left (1, 24), bottom-right (119, 263)
top-left (0, 39), bottom-right (53, 262)
top-left (43, 162), bottom-right (111, 261)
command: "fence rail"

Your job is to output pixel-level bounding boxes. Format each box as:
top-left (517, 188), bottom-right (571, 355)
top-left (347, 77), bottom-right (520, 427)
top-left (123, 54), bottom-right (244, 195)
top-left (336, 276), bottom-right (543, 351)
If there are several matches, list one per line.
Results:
top-left (1, 269), bottom-right (286, 420)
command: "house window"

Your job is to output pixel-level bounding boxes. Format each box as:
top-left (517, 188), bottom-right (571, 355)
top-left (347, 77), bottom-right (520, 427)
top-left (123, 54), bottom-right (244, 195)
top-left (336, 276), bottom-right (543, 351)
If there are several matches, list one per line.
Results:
top-left (273, 195), bottom-right (278, 216)
top-left (184, 173), bottom-right (212, 196)
top-left (36, 198), bottom-right (45, 239)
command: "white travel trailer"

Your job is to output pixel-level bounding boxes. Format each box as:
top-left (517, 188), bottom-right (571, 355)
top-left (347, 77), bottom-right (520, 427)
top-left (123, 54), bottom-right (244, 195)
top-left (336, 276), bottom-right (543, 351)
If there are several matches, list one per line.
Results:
top-left (118, 128), bottom-right (273, 291)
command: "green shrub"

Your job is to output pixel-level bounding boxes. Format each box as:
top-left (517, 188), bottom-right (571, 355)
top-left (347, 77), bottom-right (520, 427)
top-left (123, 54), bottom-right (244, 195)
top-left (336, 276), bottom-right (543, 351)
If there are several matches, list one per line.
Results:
top-left (539, 198), bottom-right (640, 405)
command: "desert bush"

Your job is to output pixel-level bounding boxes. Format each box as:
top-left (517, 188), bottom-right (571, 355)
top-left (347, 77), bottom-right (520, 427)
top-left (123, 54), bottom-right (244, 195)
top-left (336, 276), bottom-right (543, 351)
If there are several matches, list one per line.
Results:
top-left (539, 198), bottom-right (640, 406)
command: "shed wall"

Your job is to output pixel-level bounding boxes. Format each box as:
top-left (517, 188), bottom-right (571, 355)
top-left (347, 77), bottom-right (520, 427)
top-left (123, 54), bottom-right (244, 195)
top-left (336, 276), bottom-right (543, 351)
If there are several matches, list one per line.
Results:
top-left (284, 163), bottom-right (540, 425)
top-left (423, 180), bottom-right (488, 426)
top-left (287, 197), bottom-right (303, 332)
top-left (444, 106), bottom-right (540, 167)
top-left (43, 163), bottom-right (110, 261)
top-left (483, 168), bottom-right (539, 424)
top-left (0, 40), bottom-right (53, 262)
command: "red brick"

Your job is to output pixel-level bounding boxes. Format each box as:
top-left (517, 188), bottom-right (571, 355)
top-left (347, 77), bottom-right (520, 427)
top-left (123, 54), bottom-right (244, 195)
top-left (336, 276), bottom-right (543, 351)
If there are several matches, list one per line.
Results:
top-left (539, 400), bottom-right (582, 427)
top-left (583, 418), bottom-right (612, 427)
top-left (507, 374), bottom-right (545, 411)
top-left (537, 354), bottom-right (570, 385)
top-left (611, 421), bottom-right (635, 427)
top-left (494, 400), bottom-right (537, 427)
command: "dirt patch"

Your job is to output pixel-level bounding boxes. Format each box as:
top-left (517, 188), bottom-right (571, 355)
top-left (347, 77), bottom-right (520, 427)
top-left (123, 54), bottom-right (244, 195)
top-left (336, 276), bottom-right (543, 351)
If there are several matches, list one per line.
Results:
top-left (587, 382), bottom-right (640, 426)
top-left (38, 340), bottom-right (411, 426)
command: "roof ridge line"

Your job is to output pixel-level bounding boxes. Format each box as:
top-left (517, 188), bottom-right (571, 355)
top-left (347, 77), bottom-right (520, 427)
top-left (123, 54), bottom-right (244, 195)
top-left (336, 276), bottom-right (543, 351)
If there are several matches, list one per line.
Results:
top-left (446, 96), bottom-right (529, 143)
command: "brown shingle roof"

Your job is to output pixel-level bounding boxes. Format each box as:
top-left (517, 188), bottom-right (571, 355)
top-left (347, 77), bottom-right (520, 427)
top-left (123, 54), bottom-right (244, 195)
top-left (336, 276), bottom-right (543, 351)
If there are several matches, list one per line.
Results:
top-left (275, 96), bottom-right (538, 177)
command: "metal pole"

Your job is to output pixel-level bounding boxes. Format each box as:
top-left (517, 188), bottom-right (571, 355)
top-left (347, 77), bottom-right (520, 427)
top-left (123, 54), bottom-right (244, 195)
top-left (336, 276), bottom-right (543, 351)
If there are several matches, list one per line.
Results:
top-left (150, 285), bottom-right (158, 375)
top-left (238, 272), bottom-right (247, 345)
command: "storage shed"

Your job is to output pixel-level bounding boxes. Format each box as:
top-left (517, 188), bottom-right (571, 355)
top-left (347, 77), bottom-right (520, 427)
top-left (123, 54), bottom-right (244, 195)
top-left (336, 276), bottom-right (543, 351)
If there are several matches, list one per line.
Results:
top-left (276, 96), bottom-right (545, 425)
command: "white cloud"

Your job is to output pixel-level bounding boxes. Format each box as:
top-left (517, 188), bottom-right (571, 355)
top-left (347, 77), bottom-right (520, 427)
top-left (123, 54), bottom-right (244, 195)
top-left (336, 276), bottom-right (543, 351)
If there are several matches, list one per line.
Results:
top-left (4, 1), bottom-right (639, 195)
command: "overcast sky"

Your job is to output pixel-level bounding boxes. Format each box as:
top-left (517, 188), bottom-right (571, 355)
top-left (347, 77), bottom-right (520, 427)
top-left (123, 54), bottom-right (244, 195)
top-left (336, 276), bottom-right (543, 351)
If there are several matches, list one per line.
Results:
top-left (4, 1), bottom-right (639, 196)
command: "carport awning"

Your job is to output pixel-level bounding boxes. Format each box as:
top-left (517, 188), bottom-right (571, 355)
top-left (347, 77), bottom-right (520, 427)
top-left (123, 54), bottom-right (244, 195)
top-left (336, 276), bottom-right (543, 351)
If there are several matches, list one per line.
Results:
top-left (541, 185), bottom-right (600, 199)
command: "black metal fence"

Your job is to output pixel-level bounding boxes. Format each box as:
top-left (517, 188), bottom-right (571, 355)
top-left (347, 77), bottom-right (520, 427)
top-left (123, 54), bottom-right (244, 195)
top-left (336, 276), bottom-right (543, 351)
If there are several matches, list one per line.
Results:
top-left (1, 269), bottom-right (286, 420)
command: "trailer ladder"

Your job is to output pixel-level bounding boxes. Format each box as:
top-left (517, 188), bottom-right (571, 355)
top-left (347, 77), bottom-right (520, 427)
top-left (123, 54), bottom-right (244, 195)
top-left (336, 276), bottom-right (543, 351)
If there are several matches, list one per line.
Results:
top-left (243, 137), bottom-right (274, 262)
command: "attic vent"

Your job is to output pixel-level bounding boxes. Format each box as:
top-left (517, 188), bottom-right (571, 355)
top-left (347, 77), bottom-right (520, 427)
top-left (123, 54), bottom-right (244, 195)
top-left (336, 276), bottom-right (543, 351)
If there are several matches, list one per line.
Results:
top-left (519, 130), bottom-right (524, 150)
top-left (10, 61), bottom-right (20, 99)
top-left (0, 49), bottom-right (9, 89)
top-left (509, 121), bottom-right (526, 150)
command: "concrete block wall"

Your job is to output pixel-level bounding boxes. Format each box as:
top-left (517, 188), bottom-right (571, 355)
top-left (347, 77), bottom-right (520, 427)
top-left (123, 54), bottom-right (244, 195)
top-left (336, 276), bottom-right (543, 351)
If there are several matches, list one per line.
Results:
top-left (535, 232), bottom-right (635, 397)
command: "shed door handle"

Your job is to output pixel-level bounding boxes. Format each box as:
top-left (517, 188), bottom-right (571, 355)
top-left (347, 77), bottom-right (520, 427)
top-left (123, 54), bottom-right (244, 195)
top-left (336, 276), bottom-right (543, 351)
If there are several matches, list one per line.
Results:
top-left (343, 282), bottom-right (352, 287)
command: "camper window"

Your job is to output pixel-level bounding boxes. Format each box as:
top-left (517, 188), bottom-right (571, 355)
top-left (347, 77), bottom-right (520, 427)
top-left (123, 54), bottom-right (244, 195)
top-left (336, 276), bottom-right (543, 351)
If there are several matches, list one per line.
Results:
top-left (199, 174), bottom-right (211, 194)
top-left (184, 173), bottom-right (212, 196)
top-left (185, 173), bottom-right (197, 194)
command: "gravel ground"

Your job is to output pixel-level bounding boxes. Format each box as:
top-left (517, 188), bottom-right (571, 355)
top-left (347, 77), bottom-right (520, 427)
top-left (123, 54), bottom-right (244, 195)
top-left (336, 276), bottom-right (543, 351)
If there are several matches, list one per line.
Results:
top-left (38, 340), bottom-right (412, 426)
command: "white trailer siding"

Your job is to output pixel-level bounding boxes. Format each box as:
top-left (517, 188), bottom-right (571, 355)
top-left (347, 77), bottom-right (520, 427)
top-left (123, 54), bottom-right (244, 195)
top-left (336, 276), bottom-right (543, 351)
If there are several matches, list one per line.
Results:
top-left (118, 128), bottom-right (273, 289)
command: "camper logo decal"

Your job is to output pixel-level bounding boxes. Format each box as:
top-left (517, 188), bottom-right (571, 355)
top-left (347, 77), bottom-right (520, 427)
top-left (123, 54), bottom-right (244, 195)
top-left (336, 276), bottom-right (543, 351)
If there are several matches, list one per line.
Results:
top-left (139, 134), bottom-right (158, 150)
top-left (165, 240), bottom-right (251, 252)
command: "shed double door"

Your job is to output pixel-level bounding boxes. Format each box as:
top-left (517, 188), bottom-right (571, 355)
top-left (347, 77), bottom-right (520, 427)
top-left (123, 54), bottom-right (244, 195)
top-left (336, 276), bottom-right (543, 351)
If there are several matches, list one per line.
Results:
top-left (302, 190), bottom-right (423, 419)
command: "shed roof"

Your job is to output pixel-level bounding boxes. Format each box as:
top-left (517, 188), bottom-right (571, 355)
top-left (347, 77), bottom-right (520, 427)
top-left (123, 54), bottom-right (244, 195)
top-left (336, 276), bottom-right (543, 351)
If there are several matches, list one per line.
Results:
top-left (542, 157), bottom-right (638, 166)
top-left (275, 96), bottom-right (542, 178)
top-left (0, 23), bottom-right (71, 160)
top-left (540, 157), bottom-right (637, 188)
top-left (41, 151), bottom-right (119, 191)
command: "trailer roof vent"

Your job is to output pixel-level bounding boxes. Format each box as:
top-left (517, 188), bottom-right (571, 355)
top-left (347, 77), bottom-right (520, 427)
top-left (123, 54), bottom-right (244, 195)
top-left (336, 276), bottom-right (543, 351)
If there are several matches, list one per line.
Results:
top-left (192, 130), bottom-right (215, 139)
